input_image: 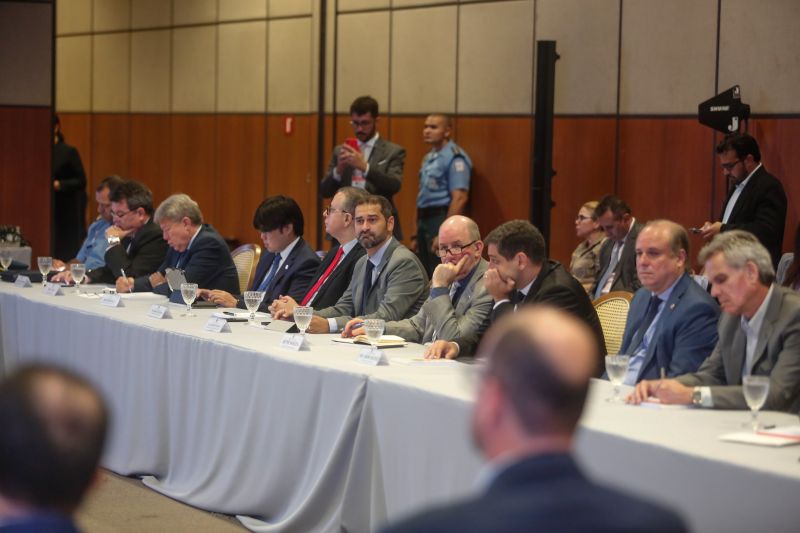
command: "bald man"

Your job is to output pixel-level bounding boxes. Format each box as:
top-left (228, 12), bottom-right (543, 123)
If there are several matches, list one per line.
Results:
top-left (381, 306), bottom-right (686, 533)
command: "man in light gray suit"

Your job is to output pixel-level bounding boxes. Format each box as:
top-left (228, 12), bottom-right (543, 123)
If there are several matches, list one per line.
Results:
top-left (630, 231), bottom-right (800, 412)
top-left (350, 215), bottom-right (492, 358)
top-left (320, 95), bottom-right (406, 239)
top-left (307, 195), bottom-right (428, 334)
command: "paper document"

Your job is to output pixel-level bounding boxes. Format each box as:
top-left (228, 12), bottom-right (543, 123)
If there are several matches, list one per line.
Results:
top-left (719, 431), bottom-right (800, 447)
top-left (391, 357), bottom-right (458, 367)
top-left (331, 335), bottom-right (407, 348)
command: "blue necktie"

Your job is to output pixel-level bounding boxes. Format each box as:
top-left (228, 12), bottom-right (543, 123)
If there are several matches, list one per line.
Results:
top-left (256, 255), bottom-right (281, 292)
top-left (631, 294), bottom-right (662, 351)
top-left (360, 260), bottom-right (375, 315)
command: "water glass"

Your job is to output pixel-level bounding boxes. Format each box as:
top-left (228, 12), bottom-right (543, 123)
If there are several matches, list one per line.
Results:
top-left (294, 306), bottom-right (313, 335)
top-left (743, 375), bottom-right (770, 431)
top-left (243, 291), bottom-right (265, 325)
top-left (37, 256), bottom-right (53, 284)
top-left (363, 319), bottom-right (385, 353)
top-left (180, 283), bottom-right (198, 317)
top-left (70, 263), bottom-right (86, 294)
top-left (605, 354), bottom-right (630, 403)
top-left (0, 248), bottom-right (11, 270)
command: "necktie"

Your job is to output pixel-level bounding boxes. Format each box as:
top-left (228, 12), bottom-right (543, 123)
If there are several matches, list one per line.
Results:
top-left (630, 294), bottom-right (662, 351)
top-left (360, 260), bottom-right (375, 315)
top-left (301, 247), bottom-right (344, 306)
top-left (256, 255), bottom-right (282, 292)
top-left (594, 241), bottom-right (622, 299)
top-left (450, 281), bottom-right (464, 307)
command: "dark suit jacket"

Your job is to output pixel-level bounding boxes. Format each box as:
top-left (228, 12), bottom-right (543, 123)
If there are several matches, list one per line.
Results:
top-left (720, 165), bottom-right (787, 267)
top-left (493, 260), bottom-right (607, 365)
top-left (620, 273), bottom-right (719, 382)
top-left (677, 285), bottom-right (800, 412)
top-left (132, 224), bottom-right (238, 300)
top-left (304, 242), bottom-right (366, 310)
top-left (592, 220), bottom-right (643, 295)
top-left (52, 141), bottom-right (87, 260)
top-left (380, 453), bottom-right (687, 533)
top-left (237, 237), bottom-right (320, 311)
top-left (320, 137), bottom-right (406, 239)
top-left (88, 218), bottom-right (167, 284)
top-left (0, 512), bottom-right (79, 532)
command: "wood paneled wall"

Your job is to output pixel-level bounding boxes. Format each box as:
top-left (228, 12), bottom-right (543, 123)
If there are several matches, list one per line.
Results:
top-left (0, 107), bottom-right (52, 258)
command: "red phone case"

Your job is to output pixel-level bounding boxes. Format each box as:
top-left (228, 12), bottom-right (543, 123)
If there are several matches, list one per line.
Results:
top-left (344, 137), bottom-right (360, 152)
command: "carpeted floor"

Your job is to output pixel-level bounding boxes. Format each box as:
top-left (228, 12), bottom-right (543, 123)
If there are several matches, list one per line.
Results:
top-left (75, 470), bottom-right (246, 532)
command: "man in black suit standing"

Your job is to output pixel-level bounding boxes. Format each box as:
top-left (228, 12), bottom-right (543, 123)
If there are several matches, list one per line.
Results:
top-left (380, 307), bottom-right (687, 533)
top-left (592, 195), bottom-right (643, 298)
top-left (270, 187), bottom-right (368, 318)
top-left (700, 133), bottom-right (787, 268)
top-left (320, 95), bottom-right (406, 239)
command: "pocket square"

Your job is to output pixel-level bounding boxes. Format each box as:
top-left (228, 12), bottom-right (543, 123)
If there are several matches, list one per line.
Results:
top-left (378, 159), bottom-right (387, 165)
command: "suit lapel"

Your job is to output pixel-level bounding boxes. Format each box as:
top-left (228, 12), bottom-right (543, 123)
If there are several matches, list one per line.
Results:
top-left (637, 275), bottom-right (686, 379)
top-left (729, 326), bottom-right (747, 385)
top-left (269, 238), bottom-right (304, 290)
top-left (365, 239), bottom-right (396, 302)
top-left (749, 288), bottom-right (781, 374)
top-left (455, 260), bottom-right (487, 313)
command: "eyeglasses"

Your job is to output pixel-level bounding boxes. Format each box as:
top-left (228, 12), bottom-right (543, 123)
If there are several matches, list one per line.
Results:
top-left (111, 209), bottom-right (132, 218)
top-left (350, 120), bottom-right (373, 128)
top-left (575, 214), bottom-right (592, 222)
top-left (720, 159), bottom-right (741, 171)
top-left (436, 240), bottom-right (478, 258)
top-left (323, 207), bottom-right (348, 217)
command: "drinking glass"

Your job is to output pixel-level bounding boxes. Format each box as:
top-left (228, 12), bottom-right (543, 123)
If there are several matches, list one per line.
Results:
top-left (243, 290), bottom-right (265, 325)
top-left (294, 306), bottom-right (313, 336)
top-left (0, 248), bottom-right (12, 271)
top-left (742, 375), bottom-right (770, 431)
top-left (37, 256), bottom-right (53, 284)
top-left (70, 263), bottom-right (86, 294)
top-left (605, 354), bottom-right (630, 403)
top-left (180, 283), bottom-right (198, 317)
top-left (363, 318), bottom-right (385, 353)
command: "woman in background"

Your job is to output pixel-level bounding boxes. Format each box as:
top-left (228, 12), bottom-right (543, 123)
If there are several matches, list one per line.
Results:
top-left (570, 200), bottom-right (605, 294)
top-left (52, 114), bottom-right (87, 260)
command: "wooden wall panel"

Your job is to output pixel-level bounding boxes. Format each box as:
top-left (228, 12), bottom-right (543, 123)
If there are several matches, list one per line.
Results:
top-left (129, 114), bottom-right (172, 205)
top-left (265, 115), bottom-right (319, 248)
top-left (58, 113), bottom-right (94, 227)
top-left (550, 117), bottom-right (617, 266)
top-left (386, 115), bottom-right (425, 248)
top-left (216, 114), bottom-right (266, 243)
top-left (0, 107), bottom-right (51, 257)
top-left (91, 114), bottom-right (131, 187)
top-left (170, 115), bottom-right (217, 223)
top-left (456, 116), bottom-right (532, 245)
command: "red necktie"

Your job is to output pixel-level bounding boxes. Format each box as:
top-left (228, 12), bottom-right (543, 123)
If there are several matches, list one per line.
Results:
top-left (301, 247), bottom-right (344, 305)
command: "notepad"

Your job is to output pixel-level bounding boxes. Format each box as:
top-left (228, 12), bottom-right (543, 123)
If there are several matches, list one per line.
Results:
top-left (331, 335), bottom-right (407, 348)
top-left (719, 431), bottom-right (800, 447)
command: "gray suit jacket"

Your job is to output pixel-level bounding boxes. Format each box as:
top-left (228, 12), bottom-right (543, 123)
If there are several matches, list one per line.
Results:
top-left (677, 285), bottom-right (800, 412)
top-left (316, 238), bottom-right (429, 329)
top-left (384, 259), bottom-right (492, 355)
top-left (592, 220), bottom-right (643, 295)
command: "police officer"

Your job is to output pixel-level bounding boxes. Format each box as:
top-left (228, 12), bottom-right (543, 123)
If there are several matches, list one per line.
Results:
top-left (416, 114), bottom-right (472, 276)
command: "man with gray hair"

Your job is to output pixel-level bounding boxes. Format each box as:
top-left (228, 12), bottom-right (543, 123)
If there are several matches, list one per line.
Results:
top-left (629, 230), bottom-right (800, 412)
top-left (116, 193), bottom-right (238, 299)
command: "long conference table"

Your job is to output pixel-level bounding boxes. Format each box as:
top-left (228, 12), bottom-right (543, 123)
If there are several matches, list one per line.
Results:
top-left (1, 282), bottom-right (799, 533)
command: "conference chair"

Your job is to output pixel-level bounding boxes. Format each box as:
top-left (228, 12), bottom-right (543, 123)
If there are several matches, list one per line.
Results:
top-left (231, 243), bottom-right (262, 293)
top-left (593, 291), bottom-right (634, 355)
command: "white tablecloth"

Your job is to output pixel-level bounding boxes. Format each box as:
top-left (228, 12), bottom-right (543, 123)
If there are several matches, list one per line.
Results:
top-left (1, 283), bottom-right (799, 533)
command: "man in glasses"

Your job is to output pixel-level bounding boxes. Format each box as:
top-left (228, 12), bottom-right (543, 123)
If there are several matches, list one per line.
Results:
top-left (350, 215), bottom-right (491, 358)
top-left (320, 95), bottom-right (406, 239)
top-left (84, 180), bottom-right (167, 284)
top-left (699, 133), bottom-right (787, 268)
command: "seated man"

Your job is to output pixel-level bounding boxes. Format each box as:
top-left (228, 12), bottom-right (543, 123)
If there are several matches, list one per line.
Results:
top-left (617, 220), bottom-right (719, 384)
top-left (630, 231), bottom-right (800, 412)
top-left (351, 215), bottom-right (491, 358)
top-left (380, 307), bottom-right (687, 533)
top-left (306, 195), bottom-right (428, 334)
top-left (430, 220), bottom-right (605, 363)
top-left (0, 364), bottom-right (109, 532)
top-left (52, 175), bottom-right (125, 282)
top-left (592, 195), bottom-right (643, 298)
top-left (85, 180), bottom-right (167, 284)
top-left (116, 193), bottom-right (239, 300)
top-left (270, 187), bottom-right (368, 317)
top-left (200, 195), bottom-right (319, 311)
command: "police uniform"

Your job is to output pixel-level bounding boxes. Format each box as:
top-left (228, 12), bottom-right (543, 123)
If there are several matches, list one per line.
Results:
top-left (416, 140), bottom-right (472, 276)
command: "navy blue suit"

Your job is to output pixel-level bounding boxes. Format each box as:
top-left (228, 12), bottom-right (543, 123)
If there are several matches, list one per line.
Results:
top-left (132, 224), bottom-right (239, 301)
top-left (0, 512), bottom-right (78, 532)
top-left (380, 453), bottom-right (687, 533)
top-left (237, 237), bottom-right (320, 311)
top-left (620, 273), bottom-right (719, 382)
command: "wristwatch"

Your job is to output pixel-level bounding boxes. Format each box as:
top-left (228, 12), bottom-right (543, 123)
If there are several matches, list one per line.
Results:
top-left (691, 387), bottom-right (702, 406)
top-left (107, 235), bottom-right (121, 246)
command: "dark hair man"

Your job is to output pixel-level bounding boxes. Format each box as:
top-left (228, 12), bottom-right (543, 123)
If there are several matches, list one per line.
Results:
top-left (592, 195), bottom-right (643, 298)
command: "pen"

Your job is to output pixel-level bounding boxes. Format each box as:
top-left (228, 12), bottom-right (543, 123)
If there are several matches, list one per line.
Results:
top-left (120, 269), bottom-right (131, 293)
top-left (653, 367), bottom-right (666, 394)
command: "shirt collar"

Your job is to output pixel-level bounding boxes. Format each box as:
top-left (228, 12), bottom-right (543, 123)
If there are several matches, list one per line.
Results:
top-left (280, 236), bottom-right (301, 261)
top-left (341, 238), bottom-right (359, 255)
top-left (368, 236), bottom-right (393, 267)
top-left (186, 225), bottom-right (202, 251)
top-left (620, 217), bottom-right (636, 244)
top-left (741, 283), bottom-right (774, 336)
top-left (736, 162), bottom-right (762, 190)
top-left (360, 133), bottom-right (379, 151)
top-left (519, 277), bottom-right (535, 297)
top-left (652, 272), bottom-right (683, 301)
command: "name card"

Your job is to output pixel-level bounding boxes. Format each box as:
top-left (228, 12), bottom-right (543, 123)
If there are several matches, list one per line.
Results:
top-left (357, 348), bottom-right (388, 366)
top-left (265, 320), bottom-right (296, 333)
top-left (100, 293), bottom-right (123, 307)
top-left (147, 304), bottom-right (172, 319)
top-left (42, 282), bottom-right (62, 296)
top-left (280, 333), bottom-right (308, 351)
top-left (14, 275), bottom-right (32, 288)
top-left (204, 317), bottom-right (231, 333)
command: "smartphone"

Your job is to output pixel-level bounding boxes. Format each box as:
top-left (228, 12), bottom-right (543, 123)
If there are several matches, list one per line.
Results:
top-left (344, 137), bottom-right (360, 152)
top-left (689, 227), bottom-right (703, 234)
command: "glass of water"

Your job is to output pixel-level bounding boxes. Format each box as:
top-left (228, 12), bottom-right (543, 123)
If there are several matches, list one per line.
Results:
top-left (743, 375), bottom-right (770, 431)
top-left (243, 290), bottom-right (265, 325)
top-left (180, 283), bottom-right (198, 317)
top-left (70, 263), bottom-right (86, 294)
top-left (605, 354), bottom-right (630, 403)
top-left (363, 318), bottom-right (385, 353)
top-left (0, 248), bottom-right (12, 271)
top-left (37, 256), bottom-right (53, 284)
top-left (294, 306), bottom-right (313, 336)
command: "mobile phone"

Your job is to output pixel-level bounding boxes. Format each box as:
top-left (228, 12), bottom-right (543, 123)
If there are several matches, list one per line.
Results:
top-left (344, 137), bottom-right (360, 152)
top-left (689, 227), bottom-right (703, 234)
